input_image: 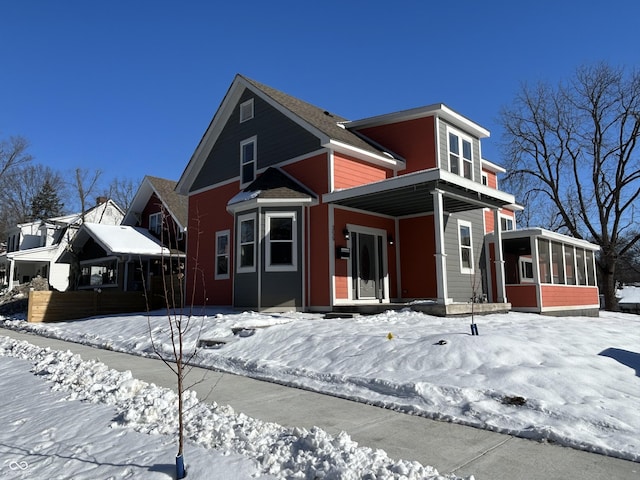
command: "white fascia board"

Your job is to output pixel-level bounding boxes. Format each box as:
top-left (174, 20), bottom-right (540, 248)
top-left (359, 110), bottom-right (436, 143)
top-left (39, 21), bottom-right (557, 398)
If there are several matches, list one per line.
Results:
top-left (502, 228), bottom-right (601, 251)
top-left (323, 169), bottom-right (441, 203)
top-left (438, 169), bottom-right (516, 204)
top-left (326, 140), bottom-right (403, 170)
top-left (481, 158), bottom-right (507, 173)
top-left (176, 77), bottom-right (247, 195)
top-left (344, 103), bottom-right (490, 139)
top-left (226, 196), bottom-right (315, 215)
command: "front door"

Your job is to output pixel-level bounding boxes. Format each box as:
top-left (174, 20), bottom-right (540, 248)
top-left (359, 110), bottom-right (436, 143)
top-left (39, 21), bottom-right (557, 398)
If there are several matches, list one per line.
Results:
top-left (352, 231), bottom-right (385, 301)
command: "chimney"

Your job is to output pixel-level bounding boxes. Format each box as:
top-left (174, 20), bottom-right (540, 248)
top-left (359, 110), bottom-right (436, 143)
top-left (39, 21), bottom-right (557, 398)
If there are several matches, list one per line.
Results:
top-left (96, 196), bottom-right (108, 205)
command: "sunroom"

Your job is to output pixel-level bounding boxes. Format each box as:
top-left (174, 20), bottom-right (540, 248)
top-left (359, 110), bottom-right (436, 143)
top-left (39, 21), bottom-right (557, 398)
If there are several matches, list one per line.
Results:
top-left (491, 228), bottom-right (600, 316)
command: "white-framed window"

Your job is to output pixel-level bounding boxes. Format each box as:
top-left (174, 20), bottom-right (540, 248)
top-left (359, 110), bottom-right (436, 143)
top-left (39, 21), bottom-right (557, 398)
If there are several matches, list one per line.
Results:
top-left (236, 213), bottom-right (256, 273)
top-left (500, 215), bottom-right (514, 231)
top-left (519, 257), bottom-right (534, 283)
top-left (149, 212), bottom-right (162, 235)
top-left (448, 128), bottom-right (473, 180)
top-left (240, 136), bottom-right (257, 186)
top-left (265, 212), bottom-right (297, 272)
top-left (215, 230), bottom-right (230, 279)
top-left (240, 98), bottom-right (254, 123)
top-left (457, 219), bottom-right (474, 274)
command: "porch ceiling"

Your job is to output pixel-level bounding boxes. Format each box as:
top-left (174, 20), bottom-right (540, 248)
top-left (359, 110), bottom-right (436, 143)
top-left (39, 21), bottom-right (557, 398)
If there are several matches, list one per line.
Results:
top-left (323, 169), bottom-right (516, 217)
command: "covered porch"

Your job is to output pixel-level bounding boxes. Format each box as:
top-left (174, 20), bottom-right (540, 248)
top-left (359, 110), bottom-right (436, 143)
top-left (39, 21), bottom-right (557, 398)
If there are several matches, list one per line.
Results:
top-left (323, 168), bottom-right (518, 311)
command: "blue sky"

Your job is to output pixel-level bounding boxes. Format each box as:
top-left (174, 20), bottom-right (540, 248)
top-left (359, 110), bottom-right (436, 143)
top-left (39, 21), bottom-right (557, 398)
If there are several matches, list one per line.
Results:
top-left (2, 1), bottom-right (639, 192)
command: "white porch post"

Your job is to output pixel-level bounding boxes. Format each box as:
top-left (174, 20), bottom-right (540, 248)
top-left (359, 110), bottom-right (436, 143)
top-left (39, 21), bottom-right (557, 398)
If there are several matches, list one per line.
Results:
top-left (8, 258), bottom-right (15, 289)
top-left (493, 209), bottom-right (507, 303)
top-left (431, 189), bottom-right (449, 304)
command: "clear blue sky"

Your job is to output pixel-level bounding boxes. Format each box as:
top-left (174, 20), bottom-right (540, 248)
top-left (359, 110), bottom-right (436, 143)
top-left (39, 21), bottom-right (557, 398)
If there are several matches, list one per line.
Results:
top-left (2, 0), bottom-right (639, 189)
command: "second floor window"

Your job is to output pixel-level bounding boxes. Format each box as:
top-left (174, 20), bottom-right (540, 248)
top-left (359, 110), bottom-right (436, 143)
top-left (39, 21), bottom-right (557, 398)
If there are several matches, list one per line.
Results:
top-left (240, 136), bottom-right (257, 186)
top-left (149, 212), bottom-right (162, 235)
top-left (448, 130), bottom-right (473, 180)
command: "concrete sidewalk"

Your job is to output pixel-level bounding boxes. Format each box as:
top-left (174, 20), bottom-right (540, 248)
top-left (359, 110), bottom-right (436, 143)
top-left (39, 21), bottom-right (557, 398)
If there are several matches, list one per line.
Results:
top-left (2, 328), bottom-right (638, 479)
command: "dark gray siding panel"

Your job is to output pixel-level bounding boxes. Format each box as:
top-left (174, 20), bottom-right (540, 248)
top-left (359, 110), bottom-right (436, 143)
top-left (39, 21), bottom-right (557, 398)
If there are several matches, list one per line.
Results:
top-left (260, 206), bottom-right (303, 309)
top-left (233, 207), bottom-right (259, 309)
top-left (191, 89), bottom-right (322, 192)
top-left (444, 210), bottom-right (485, 302)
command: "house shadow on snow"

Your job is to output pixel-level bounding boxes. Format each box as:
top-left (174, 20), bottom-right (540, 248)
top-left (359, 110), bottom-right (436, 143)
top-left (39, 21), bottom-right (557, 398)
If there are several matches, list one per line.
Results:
top-left (599, 348), bottom-right (640, 377)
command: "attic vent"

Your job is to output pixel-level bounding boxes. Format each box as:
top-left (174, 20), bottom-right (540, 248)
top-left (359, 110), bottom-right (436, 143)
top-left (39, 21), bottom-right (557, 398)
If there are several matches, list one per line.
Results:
top-left (323, 111), bottom-right (333, 117)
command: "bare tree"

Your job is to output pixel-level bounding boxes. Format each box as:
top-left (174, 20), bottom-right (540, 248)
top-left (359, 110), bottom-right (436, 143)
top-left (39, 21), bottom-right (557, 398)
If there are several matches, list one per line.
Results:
top-left (106, 176), bottom-right (139, 211)
top-left (500, 62), bottom-right (640, 310)
top-left (72, 167), bottom-right (103, 218)
top-left (0, 135), bottom-right (32, 181)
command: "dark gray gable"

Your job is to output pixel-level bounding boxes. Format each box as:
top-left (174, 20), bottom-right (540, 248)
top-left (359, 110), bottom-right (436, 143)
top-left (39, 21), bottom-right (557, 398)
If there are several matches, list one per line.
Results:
top-left (191, 89), bottom-right (322, 192)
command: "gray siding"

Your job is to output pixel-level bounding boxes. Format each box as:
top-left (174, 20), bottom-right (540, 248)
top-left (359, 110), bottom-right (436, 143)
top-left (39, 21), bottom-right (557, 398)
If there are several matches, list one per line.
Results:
top-left (192, 89), bottom-right (321, 192)
top-left (233, 206), bottom-right (303, 310)
top-left (444, 209), bottom-right (486, 302)
top-left (260, 206), bottom-right (303, 309)
top-left (437, 118), bottom-right (482, 183)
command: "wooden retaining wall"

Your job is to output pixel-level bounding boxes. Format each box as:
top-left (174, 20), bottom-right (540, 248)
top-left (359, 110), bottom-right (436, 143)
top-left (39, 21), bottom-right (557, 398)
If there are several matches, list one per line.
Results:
top-left (27, 290), bottom-right (164, 323)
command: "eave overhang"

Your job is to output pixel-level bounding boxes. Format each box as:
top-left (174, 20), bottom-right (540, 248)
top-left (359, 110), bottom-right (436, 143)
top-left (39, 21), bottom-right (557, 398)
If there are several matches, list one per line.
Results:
top-left (323, 168), bottom-right (516, 217)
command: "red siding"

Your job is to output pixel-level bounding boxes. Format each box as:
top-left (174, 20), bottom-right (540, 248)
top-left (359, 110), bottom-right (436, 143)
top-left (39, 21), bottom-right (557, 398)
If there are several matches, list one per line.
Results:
top-left (541, 285), bottom-right (599, 307)
top-left (282, 153), bottom-right (329, 194)
top-left (398, 216), bottom-right (437, 299)
top-left (333, 208), bottom-right (397, 300)
top-left (186, 183), bottom-right (237, 306)
top-left (359, 117), bottom-right (436, 174)
top-left (506, 284), bottom-right (538, 308)
top-left (141, 193), bottom-right (184, 250)
top-left (483, 169), bottom-right (498, 189)
top-left (333, 153), bottom-right (391, 190)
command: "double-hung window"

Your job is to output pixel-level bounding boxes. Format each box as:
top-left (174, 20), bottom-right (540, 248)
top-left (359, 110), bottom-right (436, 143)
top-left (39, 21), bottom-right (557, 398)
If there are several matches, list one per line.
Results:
top-left (448, 129), bottom-right (473, 180)
top-left (215, 230), bottom-right (230, 279)
top-left (240, 136), bottom-right (257, 186)
top-left (265, 212), bottom-right (297, 272)
top-left (237, 213), bottom-right (256, 273)
top-left (458, 220), bottom-right (474, 274)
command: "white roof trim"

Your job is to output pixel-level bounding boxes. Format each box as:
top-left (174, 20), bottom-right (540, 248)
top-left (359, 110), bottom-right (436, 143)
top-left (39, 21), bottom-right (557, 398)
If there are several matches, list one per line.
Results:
top-left (481, 158), bottom-right (507, 173)
top-left (326, 140), bottom-right (403, 169)
top-left (501, 228), bottom-right (601, 251)
top-left (344, 103), bottom-right (490, 139)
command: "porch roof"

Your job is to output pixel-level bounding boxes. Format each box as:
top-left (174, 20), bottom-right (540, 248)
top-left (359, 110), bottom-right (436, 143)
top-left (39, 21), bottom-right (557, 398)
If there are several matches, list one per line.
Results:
top-left (322, 168), bottom-right (517, 217)
top-left (500, 228), bottom-right (601, 251)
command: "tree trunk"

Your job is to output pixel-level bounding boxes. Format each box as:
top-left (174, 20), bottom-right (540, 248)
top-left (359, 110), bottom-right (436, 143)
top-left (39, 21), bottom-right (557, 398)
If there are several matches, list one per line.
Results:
top-left (598, 258), bottom-right (619, 311)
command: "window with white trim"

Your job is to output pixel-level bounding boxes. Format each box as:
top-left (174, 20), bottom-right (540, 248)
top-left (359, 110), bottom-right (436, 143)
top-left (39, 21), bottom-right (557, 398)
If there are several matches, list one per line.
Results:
top-left (448, 129), bottom-right (473, 180)
top-left (236, 213), bottom-right (256, 273)
top-left (240, 98), bottom-right (254, 123)
top-left (457, 220), bottom-right (474, 274)
top-left (240, 136), bottom-right (257, 186)
top-left (265, 212), bottom-right (297, 272)
top-left (519, 257), bottom-right (534, 283)
top-left (79, 258), bottom-right (118, 288)
top-left (149, 212), bottom-right (162, 235)
top-left (215, 230), bottom-right (230, 279)
top-left (500, 215), bottom-right (514, 231)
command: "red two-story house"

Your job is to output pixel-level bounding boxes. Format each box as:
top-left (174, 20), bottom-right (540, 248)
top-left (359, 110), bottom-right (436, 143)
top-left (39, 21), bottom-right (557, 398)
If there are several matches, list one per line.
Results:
top-left (176, 75), bottom-right (600, 316)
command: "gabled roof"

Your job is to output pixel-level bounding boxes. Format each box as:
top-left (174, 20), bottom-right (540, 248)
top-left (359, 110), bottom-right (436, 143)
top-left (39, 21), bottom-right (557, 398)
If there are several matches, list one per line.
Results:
top-left (227, 167), bottom-right (317, 213)
top-left (62, 223), bottom-right (174, 261)
top-left (123, 176), bottom-right (188, 230)
top-left (177, 75), bottom-right (404, 195)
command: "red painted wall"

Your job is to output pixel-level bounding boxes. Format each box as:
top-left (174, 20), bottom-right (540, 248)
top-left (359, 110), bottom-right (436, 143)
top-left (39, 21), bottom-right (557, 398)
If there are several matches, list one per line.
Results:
top-left (398, 215), bottom-right (437, 299)
top-left (141, 193), bottom-right (184, 251)
top-left (333, 153), bottom-right (391, 189)
top-left (541, 285), bottom-right (599, 307)
top-left (282, 153), bottom-right (329, 194)
top-left (333, 208), bottom-right (397, 300)
top-left (506, 284), bottom-right (538, 308)
top-left (186, 182), bottom-right (237, 306)
top-left (358, 116), bottom-right (436, 174)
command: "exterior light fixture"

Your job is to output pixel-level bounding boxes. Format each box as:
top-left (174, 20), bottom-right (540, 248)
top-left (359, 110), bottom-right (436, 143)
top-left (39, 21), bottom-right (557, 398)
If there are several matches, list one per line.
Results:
top-left (388, 234), bottom-right (394, 245)
top-left (343, 228), bottom-right (350, 239)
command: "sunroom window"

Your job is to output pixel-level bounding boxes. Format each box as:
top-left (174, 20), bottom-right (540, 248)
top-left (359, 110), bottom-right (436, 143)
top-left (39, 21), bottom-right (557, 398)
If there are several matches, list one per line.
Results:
top-left (215, 230), bottom-right (230, 279)
top-left (237, 214), bottom-right (256, 273)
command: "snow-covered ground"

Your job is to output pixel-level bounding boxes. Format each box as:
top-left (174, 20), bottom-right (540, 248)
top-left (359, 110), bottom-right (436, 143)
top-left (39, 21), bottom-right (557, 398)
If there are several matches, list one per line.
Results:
top-left (1, 306), bottom-right (639, 477)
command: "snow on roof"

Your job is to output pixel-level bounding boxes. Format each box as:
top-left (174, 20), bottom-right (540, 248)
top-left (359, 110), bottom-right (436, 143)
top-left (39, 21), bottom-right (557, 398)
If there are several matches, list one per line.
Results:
top-left (227, 190), bottom-right (261, 206)
top-left (83, 223), bottom-right (171, 256)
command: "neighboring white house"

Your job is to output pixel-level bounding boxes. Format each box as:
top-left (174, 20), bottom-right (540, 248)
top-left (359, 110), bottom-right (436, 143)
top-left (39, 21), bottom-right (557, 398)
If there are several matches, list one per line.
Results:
top-left (1, 198), bottom-right (124, 291)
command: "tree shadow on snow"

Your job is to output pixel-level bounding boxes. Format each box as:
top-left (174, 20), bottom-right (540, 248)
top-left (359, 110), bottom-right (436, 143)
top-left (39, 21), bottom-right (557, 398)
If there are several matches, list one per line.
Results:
top-left (599, 348), bottom-right (640, 377)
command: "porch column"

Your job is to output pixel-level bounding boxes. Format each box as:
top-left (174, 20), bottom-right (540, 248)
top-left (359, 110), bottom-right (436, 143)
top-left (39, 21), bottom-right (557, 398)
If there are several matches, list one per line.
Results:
top-left (431, 189), bottom-right (449, 304)
top-left (8, 258), bottom-right (15, 289)
top-left (493, 208), bottom-right (507, 303)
